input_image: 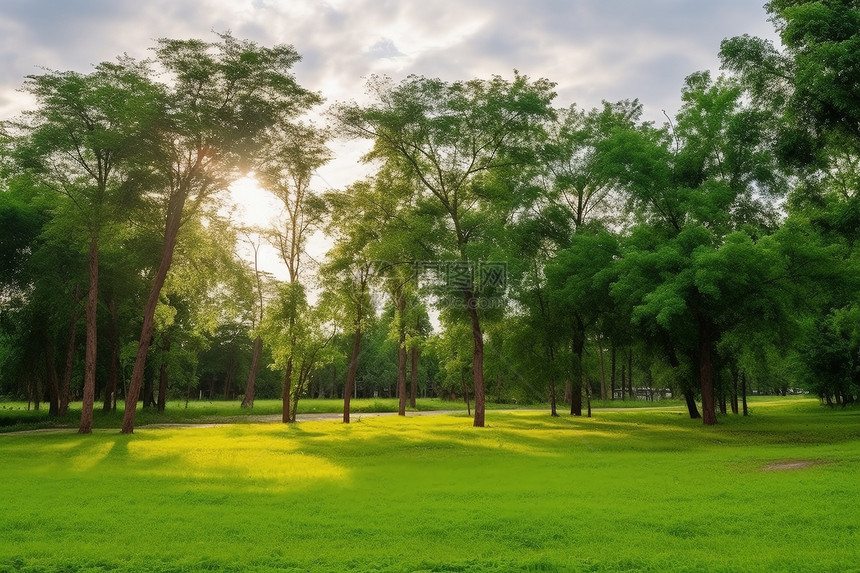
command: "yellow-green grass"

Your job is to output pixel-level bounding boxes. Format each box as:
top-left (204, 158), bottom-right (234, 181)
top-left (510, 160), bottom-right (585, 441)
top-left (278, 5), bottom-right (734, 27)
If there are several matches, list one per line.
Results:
top-left (0, 397), bottom-right (518, 432)
top-left (0, 396), bottom-right (690, 433)
top-left (1, 398), bottom-right (858, 572)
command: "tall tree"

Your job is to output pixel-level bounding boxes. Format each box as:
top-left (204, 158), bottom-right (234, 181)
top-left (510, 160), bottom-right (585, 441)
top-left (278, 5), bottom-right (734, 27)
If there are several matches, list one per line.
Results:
top-left (121, 34), bottom-right (319, 433)
top-left (239, 231), bottom-right (271, 409)
top-left (606, 71), bottom-right (784, 425)
top-left (511, 100), bottom-right (638, 415)
top-left (259, 123), bottom-right (330, 422)
top-left (333, 73), bottom-right (556, 426)
top-left (13, 59), bottom-right (161, 433)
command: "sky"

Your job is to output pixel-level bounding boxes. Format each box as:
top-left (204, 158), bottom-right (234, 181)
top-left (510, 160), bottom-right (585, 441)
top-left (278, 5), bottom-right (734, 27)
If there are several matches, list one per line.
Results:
top-left (0, 0), bottom-right (781, 275)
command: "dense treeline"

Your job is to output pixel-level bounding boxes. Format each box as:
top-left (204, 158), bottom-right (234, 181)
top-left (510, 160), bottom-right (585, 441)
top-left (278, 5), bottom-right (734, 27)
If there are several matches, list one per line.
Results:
top-left (2, 1), bottom-right (859, 432)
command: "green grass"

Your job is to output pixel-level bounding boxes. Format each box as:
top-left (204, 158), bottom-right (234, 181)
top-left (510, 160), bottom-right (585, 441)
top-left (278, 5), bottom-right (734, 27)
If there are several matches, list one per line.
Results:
top-left (0, 397), bottom-right (510, 432)
top-left (0, 395), bottom-right (692, 433)
top-left (1, 398), bottom-right (858, 572)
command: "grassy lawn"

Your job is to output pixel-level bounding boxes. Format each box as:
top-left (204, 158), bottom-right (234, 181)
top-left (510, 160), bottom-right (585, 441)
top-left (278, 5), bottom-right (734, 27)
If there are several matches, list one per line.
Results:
top-left (0, 397), bottom-right (543, 433)
top-left (1, 398), bottom-right (858, 572)
top-left (0, 397), bottom-right (688, 433)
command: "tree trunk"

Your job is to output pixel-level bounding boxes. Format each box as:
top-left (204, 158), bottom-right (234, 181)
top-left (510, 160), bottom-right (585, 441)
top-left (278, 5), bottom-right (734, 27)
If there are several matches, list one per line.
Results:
top-left (60, 286), bottom-right (81, 417)
top-left (684, 387), bottom-right (701, 419)
top-left (223, 349), bottom-right (236, 400)
top-left (598, 337), bottom-right (607, 401)
top-left (741, 370), bottom-right (748, 416)
top-left (586, 379), bottom-right (592, 418)
top-left (698, 315), bottom-right (717, 426)
top-left (143, 373), bottom-right (155, 409)
top-left (343, 327), bottom-right (362, 424)
top-left (29, 371), bottom-right (40, 411)
top-left (610, 342), bottom-right (616, 400)
top-left (621, 364), bottom-right (626, 401)
top-left (462, 369), bottom-right (471, 416)
top-left (157, 340), bottom-right (170, 413)
top-left (282, 356), bottom-right (294, 424)
top-left (410, 346), bottom-right (419, 409)
top-left (548, 343), bottom-right (559, 417)
top-left (397, 290), bottom-right (407, 416)
top-left (44, 336), bottom-right (60, 417)
top-left (730, 368), bottom-right (739, 415)
top-left (397, 343), bottom-right (407, 416)
top-left (570, 326), bottom-right (584, 416)
top-left (103, 296), bottom-right (119, 412)
top-left (464, 290), bottom-right (485, 427)
top-left (79, 235), bottom-right (99, 434)
top-left (122, 191), bottom-right (185, 434)
top-left (627, 348), bottom-right (634, 398)
top-left (241, 336), bottom-right (262, 408)
top-left (718, 373), bottom-right (727, 415)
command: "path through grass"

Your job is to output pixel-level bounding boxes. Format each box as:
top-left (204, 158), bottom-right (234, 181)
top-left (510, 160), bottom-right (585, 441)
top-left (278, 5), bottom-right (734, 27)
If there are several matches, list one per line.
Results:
top-left (1, 398), bottom-right (858, 572)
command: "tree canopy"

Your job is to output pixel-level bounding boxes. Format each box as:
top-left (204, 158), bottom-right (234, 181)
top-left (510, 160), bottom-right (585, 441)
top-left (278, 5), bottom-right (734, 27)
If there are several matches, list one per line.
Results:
top-left (3, 5), bottom-right (860, 431)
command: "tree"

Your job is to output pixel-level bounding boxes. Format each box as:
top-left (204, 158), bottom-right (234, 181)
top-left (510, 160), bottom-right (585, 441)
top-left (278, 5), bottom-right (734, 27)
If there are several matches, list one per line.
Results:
top-left (541, 100), bottom-right (639, 232)
top-left (509, 100), bottom-right (638, 415)
top-left (12, 59), bottom-right (162, 433)
top-left (239, 231), bottom-right (272, 409)
top-left (606, 71), bottom-right (784, 425)
top-left (545, 229), bottom-right (620, 416)
top-left (333, 72), bottom-right (556, 426)
top-left (265, 286), bottom-right (336, 422)
top-left (121, 34), bottom-right (319, 433)
top-left (318, 239), bottom-right (374, 423)
top-left (259, 123), bottom-right (330, 422)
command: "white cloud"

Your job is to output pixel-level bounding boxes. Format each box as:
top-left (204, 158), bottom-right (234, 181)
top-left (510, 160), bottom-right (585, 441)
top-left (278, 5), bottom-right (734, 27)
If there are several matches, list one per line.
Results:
top-left (1, 0), bottom-right (782, 185)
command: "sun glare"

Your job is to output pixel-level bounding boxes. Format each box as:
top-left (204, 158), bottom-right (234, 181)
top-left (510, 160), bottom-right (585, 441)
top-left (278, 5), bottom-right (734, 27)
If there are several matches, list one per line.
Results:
top-left (226, 174), bottom-right (333, 281)
top-left (229, 174), bottom-right (282, 229)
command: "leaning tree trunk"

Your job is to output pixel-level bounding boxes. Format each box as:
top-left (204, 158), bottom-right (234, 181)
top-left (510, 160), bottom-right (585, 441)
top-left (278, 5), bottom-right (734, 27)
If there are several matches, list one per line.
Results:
top-left (241, 336), bottom-right (262, 408)
top-left (698, 315), bottom-right (717, 426)
top-left (464, 290), bottom-right (485, 427)
top-left (684, 387), bottom-right (701, 419)
top-left (122, 191), bottom-right (186, 434)
top-left (79, 235), bottom-right (99, 434)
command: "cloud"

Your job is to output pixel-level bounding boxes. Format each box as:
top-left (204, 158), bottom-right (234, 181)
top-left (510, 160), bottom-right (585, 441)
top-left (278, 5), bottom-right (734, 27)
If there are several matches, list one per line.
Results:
top-left (367, 38), bottom-right (405, 59)
top-left (0, 0), bottom-right (783, 183)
